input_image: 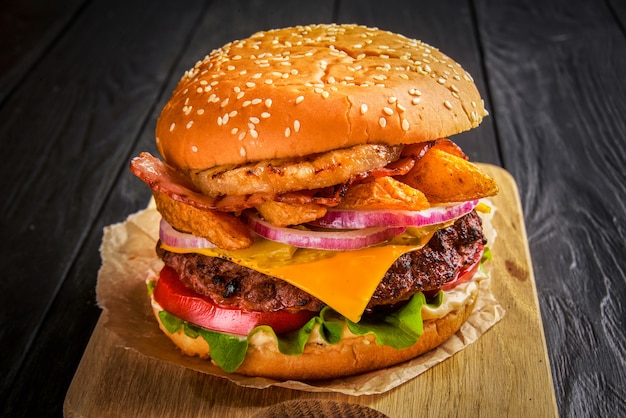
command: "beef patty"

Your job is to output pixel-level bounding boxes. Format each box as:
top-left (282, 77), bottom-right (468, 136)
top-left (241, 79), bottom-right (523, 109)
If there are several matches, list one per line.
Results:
top-left (157, 211), bottom-right (485, 314)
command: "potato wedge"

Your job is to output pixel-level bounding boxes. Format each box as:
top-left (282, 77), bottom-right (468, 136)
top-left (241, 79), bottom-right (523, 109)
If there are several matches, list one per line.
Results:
top-left (337, 176), bottom-right (430, 211)
top-left (154, 191), bottom-right (253, 250)
top-left (401, 138), bottom-right (467, 160)
top-left (257, 200), bottom-right (327, 227)
top-left (398, 148), bottom-right (498, 204)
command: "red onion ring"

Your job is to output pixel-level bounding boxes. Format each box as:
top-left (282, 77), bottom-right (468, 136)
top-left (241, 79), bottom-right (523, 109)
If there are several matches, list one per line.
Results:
top-left (314, 200), bottom-right (478, 229)
top-left (159, 218), bottom-right (217, 249)
top-left (244, 212), bottom-right (406, 251)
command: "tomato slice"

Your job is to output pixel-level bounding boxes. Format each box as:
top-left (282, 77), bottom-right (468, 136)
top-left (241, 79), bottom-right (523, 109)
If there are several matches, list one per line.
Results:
top-left (153, 266), bottom-right (317, 336)
top-left (440, 245), bottom-right (484, 291)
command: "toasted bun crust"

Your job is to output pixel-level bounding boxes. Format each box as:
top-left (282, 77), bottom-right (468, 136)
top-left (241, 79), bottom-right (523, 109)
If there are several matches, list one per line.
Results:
top-left (151, 285), bottom-right (478, 380)
top-left (156, 24), bottom-right (487, 170)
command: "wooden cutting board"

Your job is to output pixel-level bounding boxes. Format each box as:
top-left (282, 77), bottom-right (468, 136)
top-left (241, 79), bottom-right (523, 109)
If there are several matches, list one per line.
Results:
top-left (64, 165), bottom-right (558, 417)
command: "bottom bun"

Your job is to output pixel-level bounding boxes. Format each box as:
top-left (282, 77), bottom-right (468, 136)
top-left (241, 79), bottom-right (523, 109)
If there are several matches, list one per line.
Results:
top-left (151, 286), bottom-right (478, 381)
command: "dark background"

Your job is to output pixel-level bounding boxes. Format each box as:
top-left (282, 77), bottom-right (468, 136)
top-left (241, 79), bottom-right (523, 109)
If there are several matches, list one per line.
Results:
top-left (1, 0), bottom-right (625, 416)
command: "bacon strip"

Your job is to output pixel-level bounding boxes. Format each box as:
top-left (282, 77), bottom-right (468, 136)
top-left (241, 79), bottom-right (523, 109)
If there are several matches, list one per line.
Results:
top-left (130, 152), bottom-right (223, 210)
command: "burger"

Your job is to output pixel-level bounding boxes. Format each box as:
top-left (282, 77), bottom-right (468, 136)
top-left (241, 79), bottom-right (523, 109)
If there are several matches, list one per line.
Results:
top-left (130, 24), bottom-right (498, 380)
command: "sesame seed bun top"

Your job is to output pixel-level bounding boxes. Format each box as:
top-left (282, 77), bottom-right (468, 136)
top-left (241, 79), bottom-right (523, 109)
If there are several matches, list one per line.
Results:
top-left (155, 24), bottom-right (487, 170)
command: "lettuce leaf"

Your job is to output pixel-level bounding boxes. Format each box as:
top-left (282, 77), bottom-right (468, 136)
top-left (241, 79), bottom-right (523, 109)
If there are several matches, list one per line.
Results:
top-left (155, 291), bottom-right (443, 373)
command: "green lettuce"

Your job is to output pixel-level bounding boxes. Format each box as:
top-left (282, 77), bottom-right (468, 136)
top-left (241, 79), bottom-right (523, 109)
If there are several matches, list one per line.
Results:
top-left (155, 290), bottom-right (443, 374)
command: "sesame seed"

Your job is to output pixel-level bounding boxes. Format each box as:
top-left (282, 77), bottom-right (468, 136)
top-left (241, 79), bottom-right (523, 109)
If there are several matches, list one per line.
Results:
top-left (295, 95), bottom-right (304, 104)
top-left (265, 79), bottom-right (273, 84)
top-left (196, 87), bottom-right (203, 93)
top-left (361, 104), bottom-right (368, 114)
top-left (294, 120), bottom-right (300, 132)
top-left (383, 107), bottom-right (394, 116)
top-left (246, 82), bottom-right (256, 88)
top-left (238, 131), bottom-right (246, 140)
top-left (412, 97), bottom-right (421, 105)
top-left (265, 98), bottom-right (272, 107)
top-left (220, 98), bottom-right (230, 107)
top-left (438, 77), bottom-right (446, 84)
top-left (197, 109), bottom-right (205, 115)
top-left (169, 123), bottom-right (175, 132)
top-left (217, 116), bottom-right (223, 126)
top-left (379, 117), bottom-right (387, 128)
top-left (250, 117), bottom-right (260, 124)
top-left (388, 96), bottom-right (397, 104)
top-left (186, 120), bottom-right (194, 129)
top-left (285, 127), bottom-right (291, 137)
top-left (231, 127), bottom-right (239, 135)
top-left (261, 112), bottom-right (271, 118)
top-left (402, 119), bottom-right (410, 131)
top-left (397, 104), bottom-right (406, 112)
top-left (321, 91), bottom-right (329, 99)
top-left (192, 145), bottom-right (198, 152)
top-left (236, 92), bottom-right (245, 100)
top-left (223, 113), bottom-right (229, 124)
top-left (243, 100), bottom-right (251, 107)
top-left (252, 73), bottom-right (262, 79)
top-left (239, 146), bottom-right (246, 157)
top-left (229, 110), bottom-right (238, 117)
top-left (250, 129), bottom-right (258, 138)
top-left (251, 98), bottom-right (262, 105)
top-left (444, 100), bottom-right (453, 109)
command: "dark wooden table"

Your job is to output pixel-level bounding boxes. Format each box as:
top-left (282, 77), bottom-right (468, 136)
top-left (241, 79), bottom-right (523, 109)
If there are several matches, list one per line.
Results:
top-left (2, 1), bottom-right (625, 416)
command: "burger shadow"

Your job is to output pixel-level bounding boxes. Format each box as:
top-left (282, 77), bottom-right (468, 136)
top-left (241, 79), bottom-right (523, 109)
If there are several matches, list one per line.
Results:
top-left (184, 369), bottom-right (391, 416)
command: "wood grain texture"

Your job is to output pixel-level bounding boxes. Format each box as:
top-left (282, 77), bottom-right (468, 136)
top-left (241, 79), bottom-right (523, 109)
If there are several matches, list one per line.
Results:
top-left (65, 165), bottom-right (558, 418)
top-left (474, 0), bottom-right (626, 416)
top-left (0, 0), bottom-right (208, 414)
top-left (0, 0), bottom-right (88, 103)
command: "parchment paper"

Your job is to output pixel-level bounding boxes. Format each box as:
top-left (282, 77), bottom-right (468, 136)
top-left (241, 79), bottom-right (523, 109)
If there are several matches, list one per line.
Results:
top-left (96, 199), bottom-right (504, 395)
